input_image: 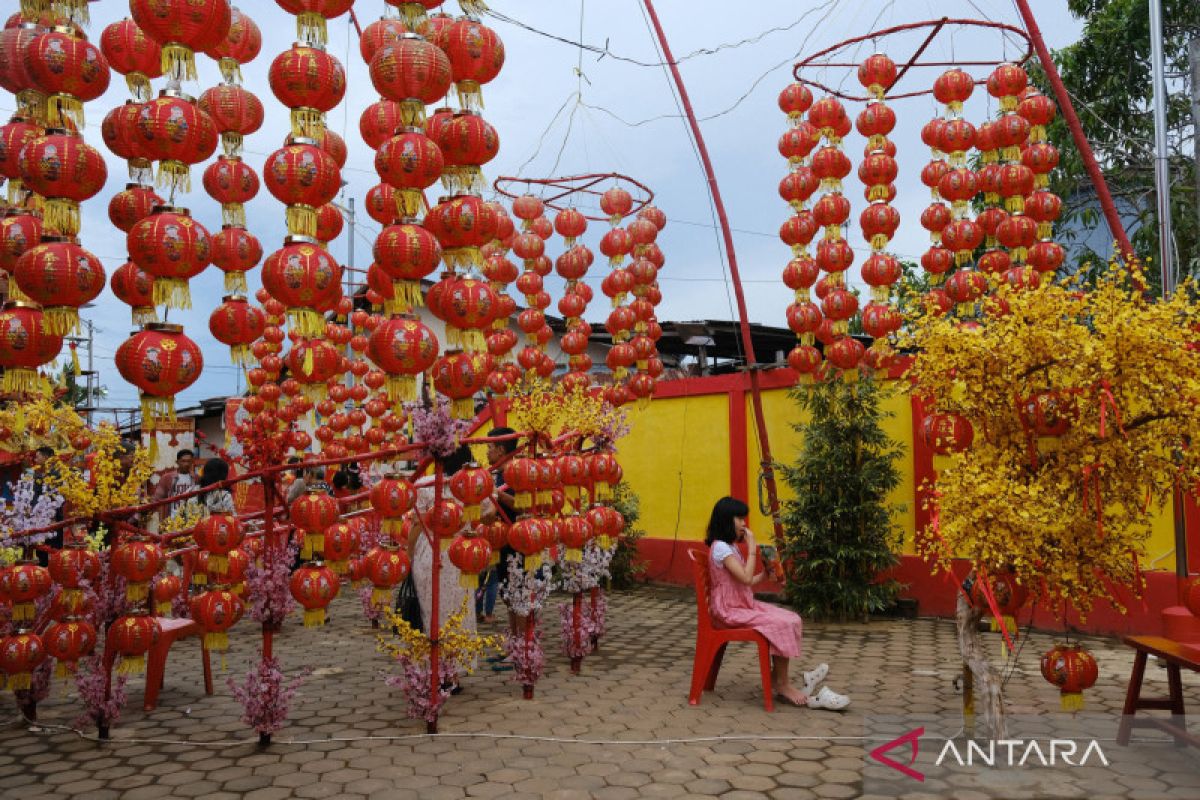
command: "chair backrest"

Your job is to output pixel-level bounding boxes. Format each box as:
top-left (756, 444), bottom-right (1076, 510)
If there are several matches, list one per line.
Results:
top-left (688, 547), bottom-right (715, 632)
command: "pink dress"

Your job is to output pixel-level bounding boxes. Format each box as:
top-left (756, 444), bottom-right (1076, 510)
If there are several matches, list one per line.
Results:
top-left (708, 542), bottom-right (802, 658)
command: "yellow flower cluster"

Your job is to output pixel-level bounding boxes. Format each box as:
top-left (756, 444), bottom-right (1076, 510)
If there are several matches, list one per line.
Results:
top-left (162, 501), bottom-right (205, 536)
top-left (377, 597), bottom-right (500, 671)
top-left (43, 423), bottom-right (155, 518)
top-left (902, 259), bottom-right (1200, 616)
top-left (0, 399), bottom-right (88, 456)
top-left (506, 376), bottom-right (627, 447)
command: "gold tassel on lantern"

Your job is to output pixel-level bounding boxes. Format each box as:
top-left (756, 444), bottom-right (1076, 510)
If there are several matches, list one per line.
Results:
top-left (387, 281), bottom-right (425, 315)
top-left (565, 547), bottom-right (582, 563)
top-left (224, 270), bottom-right (248, 294)
top-left (458, 572), bottom-right (477, 590)
top-left (51, 0), bottom-right (90, 25)
top-left (302, 532), bottom-right (324, 561)
top-left (440, 166), bottom-right (484, 195)
top-left (1061, 691), bottom-right (1085, 712)
top-left (399, 99), bottom-right (427, 129)
top-left (455, 80), bottom-right (485, 112)
top-left (161, 44), bottom-right (198, 82)
top-left (397, 189), bottom-right (424, 219)
top-left (69, 342), bottom-right (81, 375)
top-left (295, 12), bottom-right (329, 47)
top-left (220, 132), bottom-right (244, 158)
top-left (42, 307), bottom-right (81, 337)
top-left (230, 344), bottom-right (253, 366)
top-left (1, 368), bottom-right (49, 398)
top-left (371, 587), bottom-right (394, 606)
top-left (384, 375), bottom-right (417, 405)
top-left (451, 398), bottom-right (475, 420)
top-left (42, 198), bottom-right (81, 237)
top-left (10, 600), bottom-right (35, 622)
top-left (218, 58), bottom-right (242, 84)
top-left (1005, 195), bottom-right (1026, 214)
top-left (47, 94), bottom-right (84, 132)
top-left (5, 671), bottom-right (31, 691)
top-left (126, 582), bottom-right (149, 603)
top-left (302, 608), bottom-right (326, 627)
top-left (286, 204), bottom-right (318, 239)
top-left (152, 278), bottom-right (192, 310)
top-left (117, 654), bottom-right (146, 676)
top-left (156, 598), bottom-right (173, 615)
top-left (125, 72), bottom-right (153, 101)
top-left (290, 107), bottom-right (326, 140)
top-left (192, 570), bottom-right (208, 587)
top-left (156, 160), bottom-right (193, 194)
top-left (132, 306), bottom-right (158, 325)
top-left (524, 552), bottom-right (542, 573)
top-left (286, 308), bottom-right (325, 339)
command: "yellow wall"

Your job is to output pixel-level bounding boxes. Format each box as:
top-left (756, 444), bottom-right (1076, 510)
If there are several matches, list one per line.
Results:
top-left (620, 377), bottom-right (1181, 570)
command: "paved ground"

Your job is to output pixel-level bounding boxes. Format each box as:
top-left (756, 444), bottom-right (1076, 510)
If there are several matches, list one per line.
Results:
top-left (2, 584), bottom-right (1198, 799)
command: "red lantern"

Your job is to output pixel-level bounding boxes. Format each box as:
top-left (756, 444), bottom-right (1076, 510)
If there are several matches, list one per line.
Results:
top-left (360, 17), bottom-right (407, 64)
top-left (108, 184), bottom-right (163, 233)
top-left (127, 206), bottom-right (212, 309)
top-left (26, 29), bottom-right (110, 130)
top-left (43, 620), bottom-right (96, 676)
top-left (115, 323), bottom-right (204, 430)
top-left (209, 296), bottom-right (264, 367)
top-left (102, 102), bottom-right (151, 177)
top-left (449, 464), bottom-right (494, 522)
top-left (286, 338), bottom-right (342, 395)
top-left (448, 535), bottom-right (492, 589)
top-left (1018, 391), bottom-right (1077, 438)
top-left (0, 303), bottom-right (63, 397)
top-left (17, 130), bottom-right (107, 238)
top-left (368, 315), bottom-right (440, 404)
top-left (787, 344), bottom-right (822, 374)
top-left (198, 84), bottom-right (264, 157)
top-left (290, 563), bottom-right (339, 627)
top-left (857, 53), bottom-right (896, 99)
top-left (0, 563), bottom-right (51, 622)
top-left (101, 17), bottom-right (164, 100)
top-left (135, 93), bottom-right (219, 192)
top-left (47, 547), bottom-right (100, 614)
top-left (433, 111), bottom-right (500, 194)
top-left (941, 219), bottom-right (984, 265)
top-left (431, 350), bottom-right (490, 419)
top-left (315, 203), bottom-right (343, 244)
top-left (205, 5), bottom-right (262, 84)
top-left (861, 302), bottom-right (902, 339)
top-left (366, 546), bottom-right (411, 604)
top-left (0, 116), bottom-right (41, 189)
top-left (360, 99), bottom-right (404, 150)
top-left (191, 589), bottom-right (244, 653)
top-left (209, 225), bottom-right (262, 294)
top-left (0, 631), bottom-right (46, 690)
top-left (110, 261), bottom-right (157, 325)
top-left (369, 36), bottom-right (452, 127)
top-left (436, 17), bottom-right (505, 110)
top-left (269, 44), bottom-right (347, 139)
top-left (323, 523), bottom-right (356, 573)
top-left (778, 82), bottom-right (813, 120)
top-left (112, 540), bottom-right (164, 603)
top-left (371, 478), bottom-right (418, 539)
top-left (778, 124), bottom-right (819, 164)
top-left (0, 211), bottom-right (41, 277)
top-left (261, 238), bottom-right (342, 336)
top-left (376, 130), bottom-right (444, 216)
top-left (13, 238), bottom-right (105, 335)
top-left (1027, 241), bottom-right (1065, 274)
top-left (263, 142), bottom-right (342, 239)
top-left (202, 155), bottom-right (260, 228)
top-left (987, 63), bottom-right (1028, 110)
top-left (825, 336), bottom-right (864, 370)
top-left (921, 412), bottom-right (974, 455)
top-left (555, 207), bottom-right (588, 245)
top-left (1040, 644), bottom-right (1098, 711)
top-left (130, 0), bottom-right (232, 74)
top-left (151, 573), bottom-right (182, 615)
top-left (932, 68), bottom-right (974, 111)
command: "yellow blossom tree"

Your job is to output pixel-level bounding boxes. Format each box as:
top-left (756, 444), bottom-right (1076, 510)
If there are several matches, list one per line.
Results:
top-left (902, 258), bottom-right (1200, 732)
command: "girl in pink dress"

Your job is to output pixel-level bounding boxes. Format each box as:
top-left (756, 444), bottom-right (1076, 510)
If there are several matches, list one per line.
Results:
top-left (706, 497), bottom-right (849, 710)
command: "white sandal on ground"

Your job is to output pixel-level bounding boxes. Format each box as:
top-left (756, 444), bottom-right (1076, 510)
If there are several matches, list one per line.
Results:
top-left (802, 663), bottom-right (829, 697)
top-left (807, 686), bottom-right (850, 711)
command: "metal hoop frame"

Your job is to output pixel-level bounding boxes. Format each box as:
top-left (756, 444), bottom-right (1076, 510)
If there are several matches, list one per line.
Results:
top-left (493, 173), bottom-right (655, 222)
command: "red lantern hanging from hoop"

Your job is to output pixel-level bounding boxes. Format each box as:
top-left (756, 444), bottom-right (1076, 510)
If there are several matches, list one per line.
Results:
top-left (263, 140), bottom-right (342, 240)
top-left (431, 349), bottom-right (490, 419)
top-left (110, 261), bottom-right (158, 325)
top-left (100, 17), bottom-right (164, 101)
top-left (115, 323), bottom-right (204, 434)
top-left (198, 83), bottom-right (263, 157)
top-left (136, 92), bottom-right (219, 194)
top-left (127, 206), bottom-right (213, 309)
top-left (209, 295), bottom-right (264, 366)
top-left (130, 0), bottom-right (231, 82)
top-left (209, 223), bottom-right (262, 294)
top-left (26, 27), bottom-right (111, 132)
top-left (16, 129), bottom-right (107, 238)
top-left (375, 129), bottom-right (444, 217)
top-left (268, 43), bottom-right (346, 139)
top-left (369, 34), bottom-right (452, 128)
top-left (12, 237), bottom-right (105, 336)
top-left (204, 5), bottom-right (262, 84)
top-left (367, 314), bottom-right (440, 405)
top-left (0, 302), bottom-right (63, 397)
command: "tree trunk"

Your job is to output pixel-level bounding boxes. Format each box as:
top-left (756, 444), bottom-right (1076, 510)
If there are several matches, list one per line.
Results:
top-left (955, 592), bottom-right (1007, 739)
top-left (1190, 38), bottom-right (1200, 253)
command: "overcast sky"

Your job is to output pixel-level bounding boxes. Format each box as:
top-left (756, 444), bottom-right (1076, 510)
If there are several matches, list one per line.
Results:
top-left (31, 0), bottom-right (1085, 412)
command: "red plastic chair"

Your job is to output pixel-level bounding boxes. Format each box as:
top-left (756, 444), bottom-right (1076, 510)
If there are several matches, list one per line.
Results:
top-left (687, 547), bottom-right (774, 712)
top-left (103, 617), bottom-right (214, 712)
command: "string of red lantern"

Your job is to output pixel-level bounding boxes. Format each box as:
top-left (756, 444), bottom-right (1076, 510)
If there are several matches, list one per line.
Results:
top-left (855, 53), bottom-right (903, 372)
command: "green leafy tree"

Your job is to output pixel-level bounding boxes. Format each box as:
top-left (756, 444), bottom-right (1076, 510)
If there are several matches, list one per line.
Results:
top-left (608, 481), bottom-right (647, 589)
top-left (55, 362), bottom-right (104, 410)
top-left (779, 375), bottom-right (904, 621)
top-left (1036, 0), bottom-right (1200, 286)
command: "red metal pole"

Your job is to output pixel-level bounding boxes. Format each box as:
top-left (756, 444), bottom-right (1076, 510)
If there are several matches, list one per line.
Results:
top-left (428, 462), bottom-right (443, 734)
top-left (640, 0), bottom-right (786, 545)
top-left (261, 476), bottom-right (276, 661)
top-left (1012, 0), bottom-right (1137, 262)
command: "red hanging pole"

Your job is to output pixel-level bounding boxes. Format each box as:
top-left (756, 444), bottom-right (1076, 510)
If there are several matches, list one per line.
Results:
top-left (640, 0), bottom-right (786, 545)
top-left (1012, 0), bottom-right (1137, 263)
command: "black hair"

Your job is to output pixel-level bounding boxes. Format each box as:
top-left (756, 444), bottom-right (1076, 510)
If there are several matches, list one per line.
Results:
top-left (487, 427), bottom-right (519, 454)
top-left (332, 464), bottom-right (362, 492)
top-left (705, 496), bottom-right (750, 546)
top-left (35, 446), bottom-right (54, 457)
top-left (176, 449), bottom-right (195, 460)
top-left (199, 458), bottom-right (230, 489)
top-left (440, 444), bottom-right (475, 476)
